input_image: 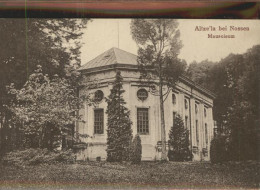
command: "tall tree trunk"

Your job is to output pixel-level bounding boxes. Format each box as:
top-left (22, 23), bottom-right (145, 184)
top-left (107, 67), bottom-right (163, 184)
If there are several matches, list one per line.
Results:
top-left (0, 113), bottom-right (3, 152)
top-left (159, 77), bottom-right (167, 161)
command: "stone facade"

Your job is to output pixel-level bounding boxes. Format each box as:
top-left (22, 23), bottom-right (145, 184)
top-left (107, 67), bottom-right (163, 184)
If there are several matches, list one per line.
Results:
top-left (76, 48), bottom-right (215, 161)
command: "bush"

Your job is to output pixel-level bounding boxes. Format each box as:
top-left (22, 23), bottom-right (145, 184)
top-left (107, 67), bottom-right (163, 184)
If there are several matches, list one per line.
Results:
top-left (130, 135), bottom-right (142, 164)
top-left (1, 148), bottom-right (75, 166)
top-left (210, 135), bottom-right (228, 163)
top-left (168, 114), bottom-right (192, 162)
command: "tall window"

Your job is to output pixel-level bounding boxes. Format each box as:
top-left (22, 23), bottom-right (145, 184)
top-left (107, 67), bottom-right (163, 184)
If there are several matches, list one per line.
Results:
top-left (185, 99), bottom-right (188, 109)
top-left (195, 104), bottom-right (198, 114)
top-left (137, 108), bottom-right (149, 134)
top-left (205, 123), bottom-right (208, 145)
top-left (94, 109), bottom-right (104, 134)
top-left (172, 94), bottom-right (176, 104)
top-left (196, 120), bottom-right (199, 144)
top-left (204, 108), bottom-right (207, 117)
top-left (185, 116), bottom-right (188, 129)
top-left (173, 112), bottom-right (176, 126)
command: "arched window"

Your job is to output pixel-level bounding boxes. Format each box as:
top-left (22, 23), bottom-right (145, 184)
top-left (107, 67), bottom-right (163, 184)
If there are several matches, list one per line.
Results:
top-left (195, 104), bottom-right (198, 114)
top-left (94, 90), bottom-right (104, 102)
top-left (137, 89), bottom-right (148, 101)
top-left (204, 108), bottom-right (207, 117)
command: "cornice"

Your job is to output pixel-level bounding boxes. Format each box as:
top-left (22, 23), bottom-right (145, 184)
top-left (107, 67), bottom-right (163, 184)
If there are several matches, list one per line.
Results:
top-left (79, 64), bottom-right (216, 100)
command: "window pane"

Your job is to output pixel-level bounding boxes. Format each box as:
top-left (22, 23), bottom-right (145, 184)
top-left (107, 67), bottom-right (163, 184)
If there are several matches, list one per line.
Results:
top-left (137, 108), bottom-right (149, 134)
top-left (94, 109), bottom-right (104, 134)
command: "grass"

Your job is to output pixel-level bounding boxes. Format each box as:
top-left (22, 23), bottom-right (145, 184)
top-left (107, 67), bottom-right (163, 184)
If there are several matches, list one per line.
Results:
top-left (0, 161), bottom-right (258, 189)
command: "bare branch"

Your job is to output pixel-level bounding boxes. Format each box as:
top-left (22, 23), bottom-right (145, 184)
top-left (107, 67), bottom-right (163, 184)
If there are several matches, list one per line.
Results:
top-left (163, 87), bottom-right (171, 102)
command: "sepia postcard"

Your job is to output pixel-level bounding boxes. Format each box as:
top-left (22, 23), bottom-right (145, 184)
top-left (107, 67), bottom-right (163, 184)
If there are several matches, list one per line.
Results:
top-left (0, 2), bottom-right (259, 190)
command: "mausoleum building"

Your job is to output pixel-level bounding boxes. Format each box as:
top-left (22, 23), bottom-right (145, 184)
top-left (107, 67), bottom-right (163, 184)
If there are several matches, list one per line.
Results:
top-left (76, 47), bottom-right (215, 161)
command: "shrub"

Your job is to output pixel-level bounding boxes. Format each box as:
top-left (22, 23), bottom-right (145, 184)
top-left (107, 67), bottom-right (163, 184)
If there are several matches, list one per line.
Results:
top-left (210, 135), bottom-right (228, 163)
top-left (130, 135), bottom-right (142, 164)
top-left (1, 148), bottom-right (75, 166)
top-left (168, 114), bottom-right (192, 162)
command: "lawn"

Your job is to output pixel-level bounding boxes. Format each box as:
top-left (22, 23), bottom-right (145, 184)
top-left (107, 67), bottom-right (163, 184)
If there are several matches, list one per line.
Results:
top-left (0, 161), bottom-right (258, 189)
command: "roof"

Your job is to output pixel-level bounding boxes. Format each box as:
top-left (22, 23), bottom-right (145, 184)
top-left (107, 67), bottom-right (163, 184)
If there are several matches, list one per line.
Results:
top-left (79, 47), bottom-right (137, 71)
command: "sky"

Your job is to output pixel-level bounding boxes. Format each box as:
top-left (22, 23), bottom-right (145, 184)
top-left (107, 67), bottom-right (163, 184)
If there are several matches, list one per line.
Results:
top-left (81, 19), bottom-right (260, 65)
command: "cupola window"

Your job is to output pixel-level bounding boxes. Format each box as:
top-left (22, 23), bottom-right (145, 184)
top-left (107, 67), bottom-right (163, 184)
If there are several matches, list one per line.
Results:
top-left (94, 90), bottom-right (104, 102)
top-left (137, 89), bottom-right (148, 101)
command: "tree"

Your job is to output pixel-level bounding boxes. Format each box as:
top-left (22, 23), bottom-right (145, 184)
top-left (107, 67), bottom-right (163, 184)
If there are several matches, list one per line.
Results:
top-left (225, 46), bottom-right (259, 161)
top-left (186, 59), bottom-right (231, 133)
top-left (186, 45), bottom-right (260, 161)
top-left (210, 134), bottom-right (228, 163)
top-left (131, 19), bottom-right (186, 160)
top-left (7, 66), bottom-right (87, 150)
top-left (186, 60), bottom-right (217, 89)
top-left (106, 71), bottom-right (133, 162)
top-left (168, 114), bottom-right (192, 161)
top-left (0, 18), bottom-right (89, 154)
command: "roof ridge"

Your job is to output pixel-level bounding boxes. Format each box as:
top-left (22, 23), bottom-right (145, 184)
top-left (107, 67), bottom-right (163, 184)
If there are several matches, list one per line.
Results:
top-left (80, 47), bottom-right (115, 69)
top-left (113, 47), bottom-right (137, 57)
top-left (111, 47), bottom-right (118, 64)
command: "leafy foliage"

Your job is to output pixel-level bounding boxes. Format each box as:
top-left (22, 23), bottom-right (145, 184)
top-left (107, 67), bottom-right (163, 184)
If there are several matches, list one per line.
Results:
top-left (130, 19), bottom-right (186, 160)
top-left (130, 135), bottom-right (142, 164)
top-left (7, 66), bottom-right (86, 150)
top-left (168, 114), bottom-right (192, 161)
top-left (0, 19), bottom-right (89, 154)
top-left (186, 60), bottom-right (217, 89)
top-left (106, 71), bottom-right (133, 162)
top-left (225, 101), bottom-right (258, 161)
top-left (130, 19), bottom-right (186, 92)
top-left (187, 45), bottom-right (259, 161)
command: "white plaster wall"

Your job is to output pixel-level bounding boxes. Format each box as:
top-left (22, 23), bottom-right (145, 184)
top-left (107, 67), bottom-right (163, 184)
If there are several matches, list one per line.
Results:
top-left (77, 68), bottom-right (214, 161)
